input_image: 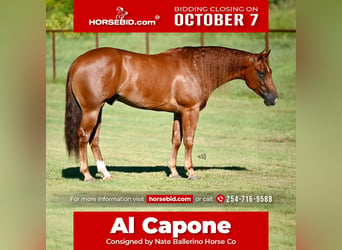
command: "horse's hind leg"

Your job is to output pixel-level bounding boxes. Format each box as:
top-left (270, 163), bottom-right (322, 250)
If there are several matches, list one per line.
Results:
top-left (89, 107), bottom-right (112, 180)
top-left (77, 108), bottom-right (102, 182)
top-left (180, 106), bottom-right (200, 180)
top-left (168, 113), bottom-right (182, 178)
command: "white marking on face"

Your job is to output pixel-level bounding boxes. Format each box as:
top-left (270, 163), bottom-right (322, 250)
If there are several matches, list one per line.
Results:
top-left (265, 63), bottom-right (271, 73)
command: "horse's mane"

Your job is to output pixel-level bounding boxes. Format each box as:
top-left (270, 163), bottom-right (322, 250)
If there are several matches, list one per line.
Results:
top-left (172, 46), bottom-right (251, 90)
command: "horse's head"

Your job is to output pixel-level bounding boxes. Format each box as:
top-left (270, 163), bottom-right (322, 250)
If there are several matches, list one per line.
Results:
top-left (117, 7), bottom-right (127, 15)
top-left (244, 50), bottom-right (278, 106)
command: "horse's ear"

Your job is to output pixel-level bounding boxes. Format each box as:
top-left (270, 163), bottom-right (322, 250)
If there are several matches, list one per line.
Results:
top-left (264, 49), bottom-right (271, 58)
top-left (256, 49), bottom-right (271, 61)
top-left (256, 50), bottom-right (265, 61)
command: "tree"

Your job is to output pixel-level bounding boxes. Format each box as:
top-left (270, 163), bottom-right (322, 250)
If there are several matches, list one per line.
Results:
top-left (46, 0), bottom-right (73, 29)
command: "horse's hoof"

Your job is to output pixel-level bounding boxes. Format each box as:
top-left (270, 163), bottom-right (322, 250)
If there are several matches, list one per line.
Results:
top-left (188, 175), bottom-right (200, 181)
top-left (169, 174), bottom-right (181, 179)
top-left (84, 177), bottom-right (95, 183)
top-left (103, 176), bottom-right (113, 180)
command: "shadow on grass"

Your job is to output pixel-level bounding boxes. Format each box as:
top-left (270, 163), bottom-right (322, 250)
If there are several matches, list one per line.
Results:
top-left (62, 165), bottom-right (248, 181)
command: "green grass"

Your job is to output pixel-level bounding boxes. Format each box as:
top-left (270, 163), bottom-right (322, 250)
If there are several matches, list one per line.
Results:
top-left (46, 31), bottom-right (295, 249)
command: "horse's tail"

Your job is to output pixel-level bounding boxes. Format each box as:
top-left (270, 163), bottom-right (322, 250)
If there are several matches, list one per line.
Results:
top-left (64, 66), bottom-right (81, 158)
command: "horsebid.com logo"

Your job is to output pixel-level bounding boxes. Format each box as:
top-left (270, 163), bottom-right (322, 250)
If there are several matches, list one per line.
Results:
top-left (89, 6), bottom-right (158, 26)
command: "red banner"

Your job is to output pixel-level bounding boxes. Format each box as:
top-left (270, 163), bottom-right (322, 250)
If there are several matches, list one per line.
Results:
top-left (74, 0), bottom-right (268, 33)
top-left (74, 211), bottom-right (268, 249)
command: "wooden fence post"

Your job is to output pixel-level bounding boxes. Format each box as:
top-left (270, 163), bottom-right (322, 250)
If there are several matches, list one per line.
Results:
top-left (146, 33), bottom-right (150, 54)
top-left (265, 32), bottom-right (269, 52)
top-left (95, 33), bottom-right (99, 48)
top-left (52, 31), bottom-right (56, 81)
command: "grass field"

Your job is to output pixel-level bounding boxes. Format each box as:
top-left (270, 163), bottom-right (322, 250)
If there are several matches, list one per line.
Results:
top-left (46, 31), bottom-right (296, 249)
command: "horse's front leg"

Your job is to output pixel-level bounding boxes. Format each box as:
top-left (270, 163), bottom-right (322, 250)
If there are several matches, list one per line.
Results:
top-left (180, 106), bottom-right (200, 180)
top-left (168, 113), bottom-right (182, 178)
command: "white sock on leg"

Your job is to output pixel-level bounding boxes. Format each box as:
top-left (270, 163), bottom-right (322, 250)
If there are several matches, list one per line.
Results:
top-left (96, 160), bottom-right (111, 179)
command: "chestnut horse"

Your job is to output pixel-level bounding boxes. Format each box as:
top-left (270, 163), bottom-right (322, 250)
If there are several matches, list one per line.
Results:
top-left (64, 46), bottom-right (278, 182)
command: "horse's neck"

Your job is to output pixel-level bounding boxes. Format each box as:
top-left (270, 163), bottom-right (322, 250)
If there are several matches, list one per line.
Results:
top-left (193, 48), bottom-right (249, 93)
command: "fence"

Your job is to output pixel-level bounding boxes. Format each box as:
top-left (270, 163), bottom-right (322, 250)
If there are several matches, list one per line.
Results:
top-left (46, 29), bottom-right (296, 81)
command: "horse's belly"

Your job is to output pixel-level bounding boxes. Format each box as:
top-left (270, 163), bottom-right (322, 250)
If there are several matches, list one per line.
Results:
top-left (116, 80), bottom-right (177, 112)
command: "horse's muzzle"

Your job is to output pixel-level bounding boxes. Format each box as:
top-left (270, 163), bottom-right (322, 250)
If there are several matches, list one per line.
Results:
top-left (263, 92), bottom-right (278, 106)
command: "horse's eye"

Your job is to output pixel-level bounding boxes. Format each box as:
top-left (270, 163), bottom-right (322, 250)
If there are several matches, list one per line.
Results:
top-left (258, 71), bottom-right (265, 78)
